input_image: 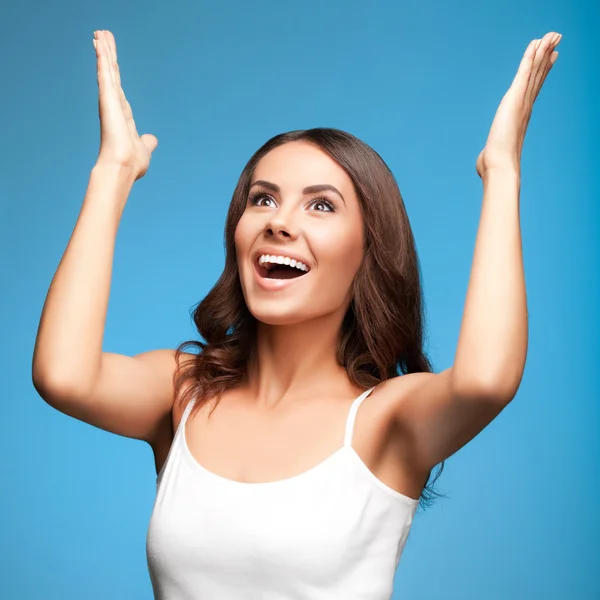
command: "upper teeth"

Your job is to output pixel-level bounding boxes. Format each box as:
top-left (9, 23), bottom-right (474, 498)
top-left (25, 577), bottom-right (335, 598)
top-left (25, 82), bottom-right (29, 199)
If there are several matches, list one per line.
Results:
top-left (258, 254), bottom-right (309, 272)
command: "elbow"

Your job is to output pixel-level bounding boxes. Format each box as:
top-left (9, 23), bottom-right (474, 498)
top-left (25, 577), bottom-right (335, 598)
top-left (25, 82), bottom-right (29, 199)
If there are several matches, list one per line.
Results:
top-left (32, 369), bottom-right (91, 409)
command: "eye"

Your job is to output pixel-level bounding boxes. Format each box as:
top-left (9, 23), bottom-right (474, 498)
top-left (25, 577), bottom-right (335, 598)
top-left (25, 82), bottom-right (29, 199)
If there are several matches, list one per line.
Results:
top-left (247, 190), bottom-right (337, 213)
top-left (248, 191), bottom-right (276, 207)
top-left (309, 197), bottom-right (336, 212)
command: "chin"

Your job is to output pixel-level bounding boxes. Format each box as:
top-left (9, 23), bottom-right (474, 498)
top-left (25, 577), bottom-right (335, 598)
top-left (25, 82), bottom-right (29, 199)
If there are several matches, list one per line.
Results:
top-left (247, 303), bottom-right (313, 327)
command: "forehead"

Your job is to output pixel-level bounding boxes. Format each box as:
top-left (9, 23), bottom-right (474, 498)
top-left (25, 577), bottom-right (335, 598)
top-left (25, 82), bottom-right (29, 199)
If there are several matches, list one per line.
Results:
top-left (252, 141), bottom-right (354, 193)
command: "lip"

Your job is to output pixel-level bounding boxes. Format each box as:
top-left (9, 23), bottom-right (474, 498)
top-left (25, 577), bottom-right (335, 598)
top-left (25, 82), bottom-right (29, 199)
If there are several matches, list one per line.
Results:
top-left (252, 259), bottom-right (311, 291)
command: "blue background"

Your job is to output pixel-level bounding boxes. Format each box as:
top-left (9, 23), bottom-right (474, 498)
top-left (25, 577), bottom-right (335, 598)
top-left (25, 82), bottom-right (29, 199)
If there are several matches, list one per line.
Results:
top-left (1, 0), bottom-right (598, 598)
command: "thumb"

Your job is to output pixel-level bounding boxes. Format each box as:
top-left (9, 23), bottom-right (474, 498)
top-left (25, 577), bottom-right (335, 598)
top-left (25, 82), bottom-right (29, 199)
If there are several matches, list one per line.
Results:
top-left (140, 133), bottom-right (158, 154)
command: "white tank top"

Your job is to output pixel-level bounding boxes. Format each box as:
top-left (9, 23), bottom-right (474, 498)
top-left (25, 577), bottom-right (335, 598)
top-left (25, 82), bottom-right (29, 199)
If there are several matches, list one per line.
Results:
top-left (146, 386), bottom-right (419, 599)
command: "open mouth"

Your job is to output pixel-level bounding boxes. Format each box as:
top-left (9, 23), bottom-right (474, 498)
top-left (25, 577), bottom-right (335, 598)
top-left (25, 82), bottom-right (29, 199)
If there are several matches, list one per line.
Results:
top-left (254, 257), bottom-right (311, 280)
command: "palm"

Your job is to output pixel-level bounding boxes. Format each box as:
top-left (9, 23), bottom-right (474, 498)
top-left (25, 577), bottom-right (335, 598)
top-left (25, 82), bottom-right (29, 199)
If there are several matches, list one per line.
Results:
top-left (477, 32), bottom-right (561, 178)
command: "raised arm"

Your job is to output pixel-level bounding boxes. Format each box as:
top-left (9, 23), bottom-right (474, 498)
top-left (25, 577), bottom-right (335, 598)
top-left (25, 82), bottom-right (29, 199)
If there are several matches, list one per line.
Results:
top-left (31, 30), bottom-right (172, 446)
top-left (389, 32), bottom-right (562, 473)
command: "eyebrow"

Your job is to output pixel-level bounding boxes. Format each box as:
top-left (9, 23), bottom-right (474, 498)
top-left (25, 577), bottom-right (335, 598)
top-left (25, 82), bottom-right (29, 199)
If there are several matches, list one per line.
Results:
top-left (250, 180), bottom-right (346, 206)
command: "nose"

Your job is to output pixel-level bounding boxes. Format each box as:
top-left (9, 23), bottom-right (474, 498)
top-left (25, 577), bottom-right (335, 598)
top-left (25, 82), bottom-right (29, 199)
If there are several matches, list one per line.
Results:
top-left (263, 210), bottom-right (298, 240)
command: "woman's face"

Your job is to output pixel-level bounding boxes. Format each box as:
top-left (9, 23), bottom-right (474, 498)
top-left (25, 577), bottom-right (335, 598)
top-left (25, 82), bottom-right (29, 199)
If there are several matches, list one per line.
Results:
top-left (234, 140), bottom-right (365, 326)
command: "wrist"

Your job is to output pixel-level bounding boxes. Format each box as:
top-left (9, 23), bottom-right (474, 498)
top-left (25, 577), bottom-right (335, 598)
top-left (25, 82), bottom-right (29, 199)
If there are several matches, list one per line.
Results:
top-left (86, 164), bottom-right (136, 219)
top-left (481, 166), bottom-right (521, 186)
top-left (91, 162), bottom-right (138, 185)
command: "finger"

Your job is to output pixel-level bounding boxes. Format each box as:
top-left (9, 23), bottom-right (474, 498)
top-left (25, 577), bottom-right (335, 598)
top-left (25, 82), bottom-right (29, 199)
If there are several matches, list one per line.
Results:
top-left (140, 133), bottom-right (159, 155)
top-left (515, 32), bottom-right (555, 88)
top-left (532, 49), bottom-right (557, 104)
top-left (516, 39), bottom-right (538, 77)
top-left (104, 31), bottom-right (118, 88)
top-left (105, 30), bottom-right (122, 89)
top-left (533, 33), bottom-right (555, 70)
top-left (531, 60), bottom-right (551, 105)
top-left (512, 39), bottom-right (538, 94)
top-left (537, 33), bottom-right (560, 71)
top-left (523, 33), bottom-right (553, 105)
top-left (100, 30), bottom-right (114, 69)
top-left (94, 33), bottom-right (114, 93)
top-left (98, 32), bottom-right (116, 88)
top-left (525, 38), bottom-right (550, 106)
top-left (527, 33), bottom-right (561, 106)
top-left (105, 30), bottom-right (117, 66)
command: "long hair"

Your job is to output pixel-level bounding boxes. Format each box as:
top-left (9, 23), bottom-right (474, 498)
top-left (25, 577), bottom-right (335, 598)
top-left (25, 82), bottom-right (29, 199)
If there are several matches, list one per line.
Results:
top-left (173, 128), bottom-right (445, 509)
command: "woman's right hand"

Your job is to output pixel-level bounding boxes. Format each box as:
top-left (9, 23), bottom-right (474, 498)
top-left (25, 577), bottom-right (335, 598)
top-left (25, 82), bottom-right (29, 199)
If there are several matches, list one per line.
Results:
top-left (93, 30), bottom-right (158, 181)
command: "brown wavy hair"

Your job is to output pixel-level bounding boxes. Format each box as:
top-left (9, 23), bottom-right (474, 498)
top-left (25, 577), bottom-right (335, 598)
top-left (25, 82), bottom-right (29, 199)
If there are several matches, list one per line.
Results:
top-left (173, 128), bottom-right (445, 509)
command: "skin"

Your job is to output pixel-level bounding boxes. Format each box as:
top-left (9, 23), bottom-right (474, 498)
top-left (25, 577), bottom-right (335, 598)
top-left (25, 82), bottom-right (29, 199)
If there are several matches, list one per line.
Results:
top-left (33, 29), bottom-right (562, 503)
top-left (234, 141), bottom-right (367, 406)
top-left (182, 141), bottom-right (414, 494)
top-left (184, 32), bottom-right (563, 494)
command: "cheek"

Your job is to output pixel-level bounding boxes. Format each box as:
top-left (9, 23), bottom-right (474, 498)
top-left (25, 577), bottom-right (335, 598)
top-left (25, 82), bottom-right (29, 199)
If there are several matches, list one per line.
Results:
top-left (234, 214), bottom-right (262, 295)
top-left (234, 214), bottom-right (253, 259)
top-left (233, 214), bottom-right (246, 246)
top-left (313, 230), bottom-right (364, 288)
top-left (233, 226), bottom-right (248, 285)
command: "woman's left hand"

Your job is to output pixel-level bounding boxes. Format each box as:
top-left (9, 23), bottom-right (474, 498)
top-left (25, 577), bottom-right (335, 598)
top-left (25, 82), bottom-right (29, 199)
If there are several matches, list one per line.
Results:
top-left (476, 31), bottom-right (562, 179)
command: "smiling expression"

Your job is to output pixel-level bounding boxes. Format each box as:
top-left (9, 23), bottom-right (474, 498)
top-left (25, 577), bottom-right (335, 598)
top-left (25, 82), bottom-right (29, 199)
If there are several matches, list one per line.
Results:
top-left (234, 141), bottom-right (366, 326)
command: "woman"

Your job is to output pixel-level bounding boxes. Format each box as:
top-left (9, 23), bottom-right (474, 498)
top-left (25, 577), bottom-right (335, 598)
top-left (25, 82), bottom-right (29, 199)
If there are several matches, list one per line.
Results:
top-left (32, 29), bottom-right (561, 599)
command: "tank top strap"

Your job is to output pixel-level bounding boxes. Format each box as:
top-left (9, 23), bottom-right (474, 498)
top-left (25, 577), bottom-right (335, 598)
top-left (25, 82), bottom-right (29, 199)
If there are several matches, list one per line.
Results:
top-left (343, 386), bottom-right (377, 448)
top-left (156, 398), bottom-right (198, 484)
top-left (180, 397), bottom-right (196, 430)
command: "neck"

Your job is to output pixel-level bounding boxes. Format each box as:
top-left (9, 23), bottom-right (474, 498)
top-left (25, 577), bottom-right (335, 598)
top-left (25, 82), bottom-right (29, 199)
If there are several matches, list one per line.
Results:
top-left (245, 310), bottom-right (356, 408)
